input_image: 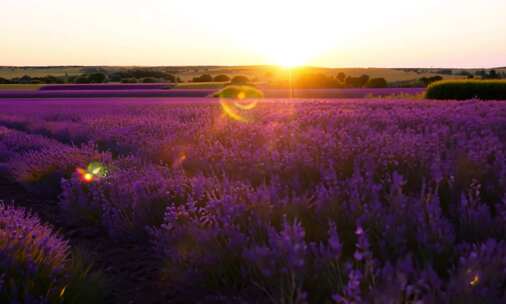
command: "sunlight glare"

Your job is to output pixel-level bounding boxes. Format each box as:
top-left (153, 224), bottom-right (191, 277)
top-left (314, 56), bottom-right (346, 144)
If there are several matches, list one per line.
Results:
top-left (76, 162), bottom-right (107, 183)
top-left (227, 0), bottom-right (338, 67)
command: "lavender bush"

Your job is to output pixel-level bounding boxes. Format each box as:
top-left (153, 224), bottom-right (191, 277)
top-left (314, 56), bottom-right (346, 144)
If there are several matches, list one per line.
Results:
top-left (0, 202), bottom-right (69, 302)
top-left (0, 203), bottom-right (107, 303)
top-left (6, 142), bottom-right (111, 197)
top-left (60, 159), bottom-right (190, 239)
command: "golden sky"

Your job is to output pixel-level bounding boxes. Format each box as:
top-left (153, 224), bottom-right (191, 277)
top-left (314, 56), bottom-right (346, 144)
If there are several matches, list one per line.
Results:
top-left (2, 0), bottom-right (506, 67)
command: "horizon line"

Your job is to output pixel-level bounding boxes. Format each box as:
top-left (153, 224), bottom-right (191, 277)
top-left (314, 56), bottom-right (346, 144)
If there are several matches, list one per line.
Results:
top-left (1, 64), bottom-right (505, 70)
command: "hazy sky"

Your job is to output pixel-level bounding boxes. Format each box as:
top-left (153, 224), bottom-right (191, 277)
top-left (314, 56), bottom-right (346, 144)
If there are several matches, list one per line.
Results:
top-left (2, 0), bottom-right (506, 68)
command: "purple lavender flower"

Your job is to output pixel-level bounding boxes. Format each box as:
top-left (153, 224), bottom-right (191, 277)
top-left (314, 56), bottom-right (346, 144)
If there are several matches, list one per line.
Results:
top-left (0, 202), bottom-right (69, 302)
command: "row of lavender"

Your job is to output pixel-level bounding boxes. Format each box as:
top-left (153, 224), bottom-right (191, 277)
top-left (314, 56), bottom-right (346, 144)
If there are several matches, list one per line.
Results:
top-left (0, 88), bottom-right (425, 99)
top-left (1, 98), bottom-right (506, 302)
top-left (0, 126), bottom-right (108, 303)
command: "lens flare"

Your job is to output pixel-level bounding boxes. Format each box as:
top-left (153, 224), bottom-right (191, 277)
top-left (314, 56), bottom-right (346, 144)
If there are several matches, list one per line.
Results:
top-left (218, 87), bottom-right (261, 122)
top-left (220, 100), bottom-right (248, 122)
top-left (469, 274), bottom-right (480, 286)
top-left (234, 100), bottom-right (258, 110)
top-left (76, 162), bottom-right (107, 183)
top-left (172, 152), bottom-right (187, 169)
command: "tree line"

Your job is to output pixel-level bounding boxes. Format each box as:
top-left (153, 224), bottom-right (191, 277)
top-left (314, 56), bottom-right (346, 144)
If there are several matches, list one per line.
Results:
top-left (0, 69), bottom-right (181, 85)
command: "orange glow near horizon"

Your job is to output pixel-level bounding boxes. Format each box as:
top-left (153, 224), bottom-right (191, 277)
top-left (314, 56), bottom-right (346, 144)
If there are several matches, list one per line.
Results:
top-left (1, 0), bottom-right (506, 67)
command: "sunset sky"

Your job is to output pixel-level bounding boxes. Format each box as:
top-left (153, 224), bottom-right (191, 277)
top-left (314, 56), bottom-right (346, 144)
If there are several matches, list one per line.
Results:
top-left (2, 0), bottom-right (506, 68)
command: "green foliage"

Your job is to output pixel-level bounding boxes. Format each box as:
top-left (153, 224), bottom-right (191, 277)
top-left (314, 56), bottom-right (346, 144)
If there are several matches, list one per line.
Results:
top-left (120, 78), bottom-right (138, 83)
top-left (112, 69), bottom-right (175, 82)
top-left (87, 73), bottom-right (107, 83)
top-left (419, 76), bottom-right (443, 87)
top-left (213, 74), bottom-right (230, 82)
top-left (365, 77), bottom-right (388, 88)
top-left (336, 72), bottom-right (346, 83)
top-left (75, 75), bottom-right (90, 84)
top-left (230, 75), bottom-right (250, 85)
top-left (175, 82), bottom-right (226, 89)
top-left (345, 75), bottom-right (369, 88)
top-left (294, 73), bottom-right (339, 88)
top-left (142, 77), bottom-right (157, 83)
top-left (213, 85), bottom-right (264, 99)
top-left (483, 69), bottom-right (501, 79)
top-left (192, 74), bottom-right (213, 82)
top-left (425, 80), bottom-right (506, 100)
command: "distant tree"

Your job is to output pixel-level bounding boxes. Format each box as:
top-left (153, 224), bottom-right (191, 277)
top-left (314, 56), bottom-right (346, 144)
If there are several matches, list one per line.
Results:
top-left (485, 69), bottom-right (500, 79)
top-left (419, 76), bottom-right (443, 87)
top-left (294, 73), bottom-right (338, 88)
top-left (230, 75), bottom-right (250, 85)
top-left (67, 75), bottom-right (78, 83)
top-left (345, 74), bottom-right (369, 88)
top-left (458, 70), bottom-right (471, 76)
top-left (18, 75), bottom-right (33, 83)
top-left (436, 69), bottom-right (453, 75)
top-left (75, 75), bottom-right (90, 83)
top-left (336, 72), bottom-right (346, 83)
top-left (192, 74), bottom-right (213, 82)
top-left (112, 69), bottom-right (175, 82)
top-left (142, 78), bottom-right (157, 83)
top-left (109, 73), bottom-right (122, 82)
top-left (121, 78), bottom-right (138, 83)
top-left (475, 70), bottom-right (487, 78)
top-left (365, 77), bottom-right (388, 88)
top-left (359, 75), bottom-right (370, 86)
top-left (213, 74), bottom-right (230, 82)
top-left (81, 67), bottom-right (106, 74)
top-left (163, 73), bottom-right (176, 82)
top-left (0, 77), bottom-right (11, 84)
top-left (87, 72), bottom-right (106, 83)
top-left (39, 75), bottom-right (64, 84)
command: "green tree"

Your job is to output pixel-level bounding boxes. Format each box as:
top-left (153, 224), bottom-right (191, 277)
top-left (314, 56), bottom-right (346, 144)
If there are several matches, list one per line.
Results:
top-left (365, 78), bottom-right (388, 88)
top-left (213, 74), bottom-right (230, 82)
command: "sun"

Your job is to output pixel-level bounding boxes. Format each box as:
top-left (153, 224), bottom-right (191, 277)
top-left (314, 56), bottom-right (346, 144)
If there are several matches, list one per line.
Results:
top-left (275, 50), bottom-right (306, 68)
top-left (227, 0), bottom-right (337, 68)
top-left (253, 33), bottom-right (328, 68)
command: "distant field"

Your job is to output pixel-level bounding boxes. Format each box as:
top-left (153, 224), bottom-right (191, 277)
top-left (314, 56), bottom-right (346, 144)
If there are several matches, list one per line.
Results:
top-left (0, 65), bottom-right (481, 84)
top-left (0, 84), bottom-right (43, 90)
top-left (0, 87), bottom-right (424, 99)
top-left (175, 66), bottom-right (454, 82)
top-left (328, 68), bottom-right (458, 82)
top-left (0, 66), bottom-right (83, 78)
top-left (175, 82), bottom-right (226, 89)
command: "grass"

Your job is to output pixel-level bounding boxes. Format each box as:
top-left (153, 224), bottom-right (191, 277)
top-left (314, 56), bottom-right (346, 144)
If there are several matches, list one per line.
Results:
top-left (0, 67), bottom-right (83, 78)
top-left (0, 84), bottom-right (43, 90)
top-left (175, 82), bottom-right (227, 89)
top-left (425, 79), bottom-right (506, 100)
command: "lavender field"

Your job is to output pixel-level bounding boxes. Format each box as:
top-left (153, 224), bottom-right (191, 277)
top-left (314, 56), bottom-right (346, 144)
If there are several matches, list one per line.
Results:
top-left (0, 87), bottom-right (425, 99)
top-left (1, 97), bottom-right (506, 303)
